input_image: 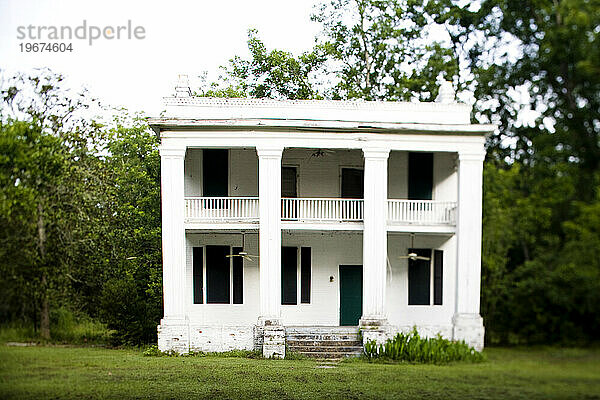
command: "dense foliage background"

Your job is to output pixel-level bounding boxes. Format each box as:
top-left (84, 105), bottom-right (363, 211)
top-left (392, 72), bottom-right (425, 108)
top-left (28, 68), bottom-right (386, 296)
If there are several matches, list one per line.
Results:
top-left (1, 0), bottom-right (598, 345)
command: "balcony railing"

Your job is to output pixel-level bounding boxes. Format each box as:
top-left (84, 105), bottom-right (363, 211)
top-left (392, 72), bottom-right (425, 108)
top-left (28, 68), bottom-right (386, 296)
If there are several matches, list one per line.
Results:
top-left (185, 197), bottom-right (259, 221)
top-left (387, 200), bottom-right (456, 225)
top-left (184, 197), bottom-right (456, 226)
top-left (282, 198), bottom-right (363, 222)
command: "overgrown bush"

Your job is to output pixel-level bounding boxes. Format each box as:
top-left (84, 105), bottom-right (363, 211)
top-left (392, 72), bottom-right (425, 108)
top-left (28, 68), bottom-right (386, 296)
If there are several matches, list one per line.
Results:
top-left (49, 308), bottom-right (112, 344)
top-left (363, 329), bottom-right (485, 364)
top-left (100, 273), bottom-right (160, 346)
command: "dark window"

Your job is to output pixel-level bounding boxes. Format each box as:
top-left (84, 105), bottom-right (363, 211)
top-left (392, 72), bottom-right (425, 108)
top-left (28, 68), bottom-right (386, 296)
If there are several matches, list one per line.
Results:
top-left (300, 247), bottom-right (311, 304)
top-left (408, 248), bottom-right (432, 305)
top-left (281, 247), bottom-right (298, 305)
top-left (232, 247), bottom-right (243, 304)
top-left (408, 152), bottom-right (433, 200)
top-left (282, 167), bottom-right (297, 197)
top-left (341, 168), bottom-right (364, 198)
top-left (433, 249), bottom-right (443, 305)
top-left (206, 245), bottom-right (230, 304)
top-left (203, 149), bottom-right (228, 197)
top-left (193, 247), bottom-right (203, 304)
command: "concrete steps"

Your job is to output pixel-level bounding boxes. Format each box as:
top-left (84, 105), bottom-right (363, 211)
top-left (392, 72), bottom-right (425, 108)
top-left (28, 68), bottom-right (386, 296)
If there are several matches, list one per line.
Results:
top-left (286, 326), bottom-right (364, 359)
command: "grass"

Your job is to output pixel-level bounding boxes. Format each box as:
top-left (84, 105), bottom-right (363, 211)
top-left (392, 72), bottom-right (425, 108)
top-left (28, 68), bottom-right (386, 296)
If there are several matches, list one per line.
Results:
top-left (1, 346), bottom-right (599, 399)
top-left (0, 309), bottom-right (113, 346)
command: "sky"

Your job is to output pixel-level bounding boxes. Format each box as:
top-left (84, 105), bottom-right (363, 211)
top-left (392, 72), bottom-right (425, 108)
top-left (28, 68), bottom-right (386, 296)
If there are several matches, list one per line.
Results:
top-left (0, 0), bottom-right (321, 116)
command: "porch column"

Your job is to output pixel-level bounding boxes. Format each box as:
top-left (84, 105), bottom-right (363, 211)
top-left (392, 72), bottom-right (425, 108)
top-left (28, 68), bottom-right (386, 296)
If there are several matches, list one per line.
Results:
top-left (157, 146), bottom-right (189, 353)
top-left (453, 151), bottom-right (486, 350)
top-left (360, 147), bottom-right (390, 332)
top-left (257, 146), bottom-right (285, 358)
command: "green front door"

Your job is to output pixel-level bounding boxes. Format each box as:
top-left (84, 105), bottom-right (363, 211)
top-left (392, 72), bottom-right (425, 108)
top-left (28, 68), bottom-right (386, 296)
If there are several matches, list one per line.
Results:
top-left (339, 265), bottom-right (363, 326)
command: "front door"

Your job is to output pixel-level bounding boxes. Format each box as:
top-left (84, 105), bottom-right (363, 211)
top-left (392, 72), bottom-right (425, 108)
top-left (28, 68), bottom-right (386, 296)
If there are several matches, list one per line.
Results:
top-left (339, 265), bottom-right (363, 326)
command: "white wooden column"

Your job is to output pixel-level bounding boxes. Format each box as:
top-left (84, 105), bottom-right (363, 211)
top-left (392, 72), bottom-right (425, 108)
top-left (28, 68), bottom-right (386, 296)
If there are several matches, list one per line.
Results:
top-left (257, 146), bottom-right (284, 322)
top-left (361, 148), bottom-right (390, 324)
top-left (453, 151), bottom-right (485, 350)
top-left (159, 147), bottom-right (187, 321)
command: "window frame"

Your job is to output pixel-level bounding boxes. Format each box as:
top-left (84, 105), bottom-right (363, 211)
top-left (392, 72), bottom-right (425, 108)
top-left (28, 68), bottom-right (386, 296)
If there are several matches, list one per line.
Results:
top-left (192, 245), bottom-right (244, 305)
top-left (407, 248), bottom-right (443, 306)
top-left (281, 246), bottom-right (312, 305)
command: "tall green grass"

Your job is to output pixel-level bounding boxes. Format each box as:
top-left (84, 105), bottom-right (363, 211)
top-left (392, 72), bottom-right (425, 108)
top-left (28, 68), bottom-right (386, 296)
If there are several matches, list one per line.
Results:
top-left (363, 328), bottom-right (485, 364)
top-left (0, 308), bottom-right (113, 345)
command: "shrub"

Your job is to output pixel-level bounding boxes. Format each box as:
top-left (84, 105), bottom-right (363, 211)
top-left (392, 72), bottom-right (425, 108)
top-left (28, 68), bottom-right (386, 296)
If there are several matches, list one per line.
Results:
top-left (363, 328), bottom-right (485, 364)
top-left (50, 308), bottom-right (112, 344)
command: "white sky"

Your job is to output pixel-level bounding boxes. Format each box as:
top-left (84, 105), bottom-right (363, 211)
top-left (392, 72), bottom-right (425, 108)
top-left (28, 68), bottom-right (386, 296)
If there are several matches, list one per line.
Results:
top-left (0, 0), bottom-right (321, 116)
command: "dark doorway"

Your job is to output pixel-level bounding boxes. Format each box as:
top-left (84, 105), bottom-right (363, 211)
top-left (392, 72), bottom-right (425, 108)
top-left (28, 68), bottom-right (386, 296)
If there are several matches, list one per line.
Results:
top-left (282, 167), bottom-right (297, 197)
top-left (282, 167), bottom-right (298, 219)
top-left (341, 168), bottom-right (364, 198)
top-left (408, 152), bottom-right (433, 200)
top-left (203, 149), bottom-right (228, 197)
top-left (339, 265), bottom-right (363, 326)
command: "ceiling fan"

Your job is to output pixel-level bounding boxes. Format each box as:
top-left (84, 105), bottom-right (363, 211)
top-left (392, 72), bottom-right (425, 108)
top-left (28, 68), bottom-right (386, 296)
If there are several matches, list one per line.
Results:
top-left (399, 233), bottom-right (431, 261)
top-left (310, 148), bottom-right (335, 158)
top-left (225, 233), bottom-right (259, 262)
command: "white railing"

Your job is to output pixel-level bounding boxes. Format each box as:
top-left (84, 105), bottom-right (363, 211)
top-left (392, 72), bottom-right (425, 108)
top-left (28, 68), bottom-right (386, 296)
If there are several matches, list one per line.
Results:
top-left (185, 197), bottom-right (259, 221)
top-left (387, 200), bottom-right (457, 225)
top-left (282, 198), bottom-right (364, 222)
top-left (185, 197), bottom-right (456, 225)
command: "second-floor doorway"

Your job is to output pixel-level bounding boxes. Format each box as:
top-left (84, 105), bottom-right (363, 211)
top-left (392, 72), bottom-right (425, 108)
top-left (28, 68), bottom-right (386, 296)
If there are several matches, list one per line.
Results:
top-left (282, 166), bottom-right (298, 219)
top-left (341, 168), bottom-right (364, 198)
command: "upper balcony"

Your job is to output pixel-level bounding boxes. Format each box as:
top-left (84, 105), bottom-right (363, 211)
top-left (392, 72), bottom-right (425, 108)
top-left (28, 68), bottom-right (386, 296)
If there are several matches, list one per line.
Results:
top-left (183, 147), bottom-right (457, 233)
top-left (185, 196), bottom-right (455, 228)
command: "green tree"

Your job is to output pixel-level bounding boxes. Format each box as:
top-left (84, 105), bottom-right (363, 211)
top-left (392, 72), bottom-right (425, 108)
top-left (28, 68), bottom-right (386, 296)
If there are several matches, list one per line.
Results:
top-left (99, 116), bottom-right (163, 344)
top-left (313, 0), bottom-right (460, 100)
top-left (0, 70), bottom-right (107, 339)
top-left (213, 29), bottom-right (325, 100)
top-left (431, 0), bottom-right (600, 193)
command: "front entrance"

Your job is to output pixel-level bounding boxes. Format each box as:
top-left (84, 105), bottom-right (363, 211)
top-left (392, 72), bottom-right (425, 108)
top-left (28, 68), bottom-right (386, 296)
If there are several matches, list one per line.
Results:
top-left (339, 265), bottom-right (363, 326)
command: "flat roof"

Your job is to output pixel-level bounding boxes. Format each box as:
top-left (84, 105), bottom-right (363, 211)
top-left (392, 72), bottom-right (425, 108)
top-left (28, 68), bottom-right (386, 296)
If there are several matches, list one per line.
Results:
top-left (148, 97), bottom-right (496, 137)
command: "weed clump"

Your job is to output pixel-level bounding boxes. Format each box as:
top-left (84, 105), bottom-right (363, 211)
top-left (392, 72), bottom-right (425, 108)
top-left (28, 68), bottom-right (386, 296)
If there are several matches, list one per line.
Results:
top-left (363, 328), bottom-right (485, 364)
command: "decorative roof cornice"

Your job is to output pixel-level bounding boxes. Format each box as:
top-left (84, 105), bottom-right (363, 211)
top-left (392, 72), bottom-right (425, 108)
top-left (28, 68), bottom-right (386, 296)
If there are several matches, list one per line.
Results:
top-left (147, 117), bottom-right (495, 136)
top-left (157, 96), bottom-right (476, 127)
top-left (163, 96), bottom-right (470, 113)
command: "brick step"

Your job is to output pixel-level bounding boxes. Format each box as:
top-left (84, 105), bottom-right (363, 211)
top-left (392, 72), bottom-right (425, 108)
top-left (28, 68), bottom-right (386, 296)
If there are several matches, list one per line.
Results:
top-left (288, 345), bottom-right (363, 353)
top-left (286, 334), bottom-right (360, 341)
top-left (286, 339), bottom-right (362, 347)
top-left (295, 350), bottom-right (363, 359)
top-left (285, 327), bottom-right (359, 335)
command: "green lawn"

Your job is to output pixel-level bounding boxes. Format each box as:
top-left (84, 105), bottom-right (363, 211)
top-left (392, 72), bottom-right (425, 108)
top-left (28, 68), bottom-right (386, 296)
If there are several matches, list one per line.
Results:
top-left (1, 346), bottom-right (599, 399)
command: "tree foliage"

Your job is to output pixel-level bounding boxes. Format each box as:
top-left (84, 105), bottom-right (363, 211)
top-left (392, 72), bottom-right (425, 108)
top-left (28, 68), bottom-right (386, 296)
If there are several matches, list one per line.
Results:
top-left (313, 0), bottom-right (459, 100)
top-left (0, 71), bottom-right (161, 344)
top-left (212, 29), bottom-right (325, 100)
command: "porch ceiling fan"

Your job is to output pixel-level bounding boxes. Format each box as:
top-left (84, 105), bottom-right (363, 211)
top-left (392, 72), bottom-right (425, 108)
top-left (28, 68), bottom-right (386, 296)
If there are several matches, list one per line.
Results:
top-left (310, 148), bottom-right (335, 158)
top-left (225, 232), bottom-right (259, 262)
top-left (399, 233), bottom-right (431, 261)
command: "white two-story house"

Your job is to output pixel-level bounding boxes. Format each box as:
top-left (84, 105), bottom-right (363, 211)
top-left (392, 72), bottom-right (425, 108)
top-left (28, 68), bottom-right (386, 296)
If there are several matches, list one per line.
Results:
top-left (148, 78), bottom-right (493, 358)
